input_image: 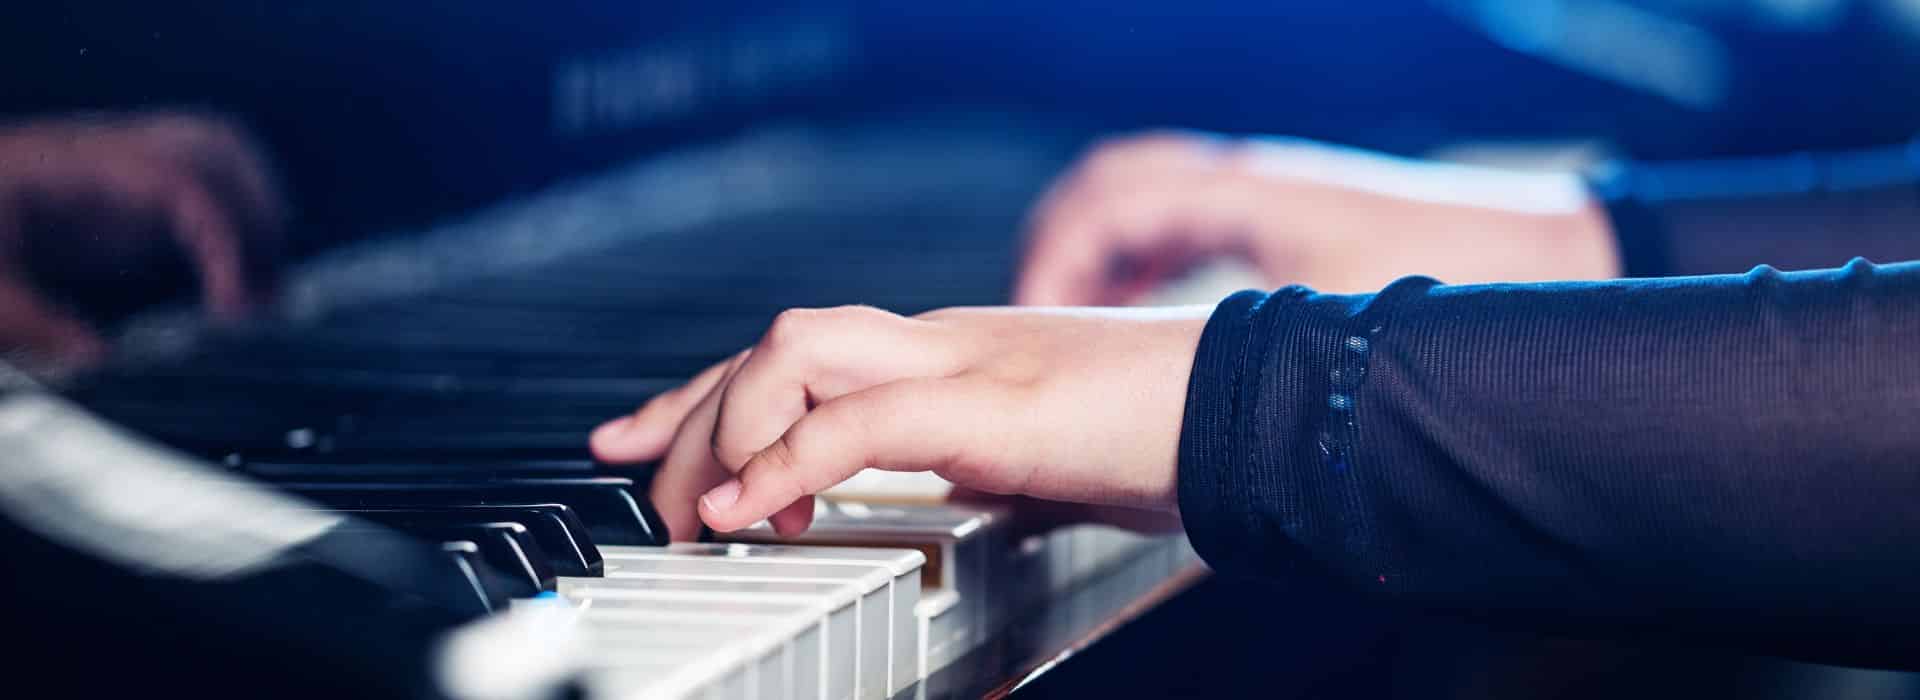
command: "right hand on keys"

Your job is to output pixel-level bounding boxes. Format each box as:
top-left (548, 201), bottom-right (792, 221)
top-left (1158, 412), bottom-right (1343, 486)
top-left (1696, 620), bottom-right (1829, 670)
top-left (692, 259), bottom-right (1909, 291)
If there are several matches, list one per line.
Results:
top-left (0, 112), bottom-right (284, 373)
top-left (591, 305), bottom-right (1209, 541)
top-left (1012, 131), bottom-right (1621, 306)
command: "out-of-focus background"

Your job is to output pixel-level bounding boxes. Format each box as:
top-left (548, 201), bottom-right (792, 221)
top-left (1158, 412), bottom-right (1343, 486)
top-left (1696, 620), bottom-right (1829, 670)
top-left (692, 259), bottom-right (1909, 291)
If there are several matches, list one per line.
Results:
top-left (7, 0), bottom-right (1917, 263)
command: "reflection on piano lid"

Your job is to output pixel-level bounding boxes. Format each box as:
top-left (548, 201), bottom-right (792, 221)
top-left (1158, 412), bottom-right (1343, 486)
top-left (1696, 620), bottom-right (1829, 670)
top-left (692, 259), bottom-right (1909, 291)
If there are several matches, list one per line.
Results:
top-left (0, 392), bottom-right (583, 699)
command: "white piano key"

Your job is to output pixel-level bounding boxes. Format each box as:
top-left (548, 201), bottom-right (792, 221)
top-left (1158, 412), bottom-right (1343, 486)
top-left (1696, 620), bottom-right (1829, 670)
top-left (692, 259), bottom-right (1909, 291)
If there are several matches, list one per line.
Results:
top-left (1170, 532), bottom-right (1204, 570)
top-left (563, 580), bottom-right (845, 700)
top-left (912, 589), bottom-right (964, 675)
top-left (584, 561), bottom-right (868, 700)
top-left (572, 599), bottom-right (819, 700)
top-left (598, 543), bottom-right (923, 700)
top-left (436, 596), bottom-right (590, 700)
top-left (572, 584), bottom-right (854, 700)
top-left (589, 650), bottom-right (747, 700)
top-left (720, 501), bottom-right (1001, 675)
top-left (1070, 526), bottom-right (1101, 583)
top-left (701, 670), bottom-right (750, 700)
top-left (818, 470), bottom-right (953, 502)
top-left (1045, 526), bottom-right (1078, 595)
top-left (1004, 532), bottom-right (1056, 615)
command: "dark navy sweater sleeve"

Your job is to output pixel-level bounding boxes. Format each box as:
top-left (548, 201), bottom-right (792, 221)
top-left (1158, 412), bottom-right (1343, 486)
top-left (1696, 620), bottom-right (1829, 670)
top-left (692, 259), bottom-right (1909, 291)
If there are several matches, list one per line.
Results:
top-left (1177, 261), bottom-right (1920, 667)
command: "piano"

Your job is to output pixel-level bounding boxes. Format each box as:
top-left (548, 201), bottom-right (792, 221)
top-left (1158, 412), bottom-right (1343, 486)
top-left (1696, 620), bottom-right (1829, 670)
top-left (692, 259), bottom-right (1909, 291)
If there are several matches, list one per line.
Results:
top-left (3, 110), bottom-right (1208, 700)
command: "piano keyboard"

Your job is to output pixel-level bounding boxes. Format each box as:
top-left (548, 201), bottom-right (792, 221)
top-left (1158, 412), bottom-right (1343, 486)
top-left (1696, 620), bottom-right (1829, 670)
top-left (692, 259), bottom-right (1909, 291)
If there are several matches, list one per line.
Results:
top-left (28, 118), bottom-right (1209, 699)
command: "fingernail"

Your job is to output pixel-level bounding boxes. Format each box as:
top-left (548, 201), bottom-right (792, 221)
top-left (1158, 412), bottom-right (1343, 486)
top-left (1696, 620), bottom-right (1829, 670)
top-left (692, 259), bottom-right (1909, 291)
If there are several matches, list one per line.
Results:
top-left (702, 479), bottom-right (743, 513)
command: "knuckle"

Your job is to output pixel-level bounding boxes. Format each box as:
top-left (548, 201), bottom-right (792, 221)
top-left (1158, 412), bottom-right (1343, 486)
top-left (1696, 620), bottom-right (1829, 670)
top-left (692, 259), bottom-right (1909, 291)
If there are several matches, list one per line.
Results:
top-left (833, 304), bottom-right (904, 327)
top-left (762, 308), bottom-right (819, 351)
top-left (764, 305), bottom-right (884, 354)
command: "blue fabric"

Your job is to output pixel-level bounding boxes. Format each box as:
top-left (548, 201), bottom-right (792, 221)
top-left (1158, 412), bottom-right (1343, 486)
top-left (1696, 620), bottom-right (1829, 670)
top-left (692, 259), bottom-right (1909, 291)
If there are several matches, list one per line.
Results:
top-left (1178, 261), bottom-right (1920, 667)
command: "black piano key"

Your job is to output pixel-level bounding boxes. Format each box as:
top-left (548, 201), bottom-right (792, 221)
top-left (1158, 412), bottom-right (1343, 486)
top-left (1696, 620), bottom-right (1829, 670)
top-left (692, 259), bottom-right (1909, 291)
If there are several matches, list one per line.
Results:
top-left (341, 504), bottom-right (601, 578)
top-left (274, 476), bottom-right (667, 546)
top-left (232, 444), bottom-right (598, 463)
top-left (436, 539), bottom-right (566, 612)
top-left (177, 343), bottom-right (718, 383)
top-left (292, 522), bottom-right (503, 618)
top-left (88, 362), bottom-right (680, 399)
top-left (327, 428), bottom-right (595, 452)
top-left (240, 456), bottom-right (600, 478)
top-left (435, 540), bottom-right (516, 607)
top-left (341, 519), bottom-right (551, 596)
top-left (200, 320), bottom-right (755, 362)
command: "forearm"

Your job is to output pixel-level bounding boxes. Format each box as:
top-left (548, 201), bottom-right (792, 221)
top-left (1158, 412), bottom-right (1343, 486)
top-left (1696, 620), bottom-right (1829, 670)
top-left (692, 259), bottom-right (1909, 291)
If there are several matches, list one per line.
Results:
top-left (1179, 262), bottom-right (1920, 665)
top-left (1593, 139), bottom-right (1920, 276)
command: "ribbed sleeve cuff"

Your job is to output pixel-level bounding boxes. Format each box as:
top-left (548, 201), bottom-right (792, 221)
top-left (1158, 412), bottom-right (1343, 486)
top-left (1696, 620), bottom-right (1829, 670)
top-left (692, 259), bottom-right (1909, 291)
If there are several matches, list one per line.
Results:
top-left (1176, 290), bottom-right (1267, 576)
top-left (1177, 278), bottom-right (1441, 581)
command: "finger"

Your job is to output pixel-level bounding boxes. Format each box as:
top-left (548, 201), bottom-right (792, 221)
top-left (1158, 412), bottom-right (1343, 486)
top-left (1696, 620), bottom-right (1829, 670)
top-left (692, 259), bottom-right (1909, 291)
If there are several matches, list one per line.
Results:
top-left (592, 352), bottom-right (743, 463)
top-left (767, 498), bottom-right (816, 538)
top-left (160, 178), bottom-right (256, 318)
top-left (700, 378), bottom-right (1023, 533)
top-left (710, 307), bottom-right (951, 471)
top-left (647, 356), bottom-right (750, 540)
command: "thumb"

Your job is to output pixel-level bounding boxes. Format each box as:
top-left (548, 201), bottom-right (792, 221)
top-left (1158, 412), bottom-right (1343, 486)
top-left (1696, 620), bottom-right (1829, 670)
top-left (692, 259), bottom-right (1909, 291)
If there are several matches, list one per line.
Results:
top-left (698, 377), bottom-right (1025, 534)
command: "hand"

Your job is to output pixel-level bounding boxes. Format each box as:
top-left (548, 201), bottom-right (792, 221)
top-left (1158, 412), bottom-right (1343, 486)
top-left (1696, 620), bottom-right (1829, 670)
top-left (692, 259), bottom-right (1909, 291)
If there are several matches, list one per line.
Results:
top-left (590, 304), bottom-right (1208, 540)
top-left (0, 112), bottom-right (285, 371)
top-left (1013, 131), bottom-right (1621, 306)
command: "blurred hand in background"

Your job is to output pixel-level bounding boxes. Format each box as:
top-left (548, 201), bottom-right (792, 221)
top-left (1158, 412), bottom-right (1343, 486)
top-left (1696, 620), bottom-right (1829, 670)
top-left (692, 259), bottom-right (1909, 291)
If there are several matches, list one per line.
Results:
top-left (0, 112), bottom-right (285, 373)
top-left (1013, 131), bottom-right (1623, 306)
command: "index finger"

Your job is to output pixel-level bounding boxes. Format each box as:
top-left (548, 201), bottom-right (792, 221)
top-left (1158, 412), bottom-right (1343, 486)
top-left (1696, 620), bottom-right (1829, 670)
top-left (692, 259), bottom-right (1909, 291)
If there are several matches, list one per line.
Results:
top-left (698, 377), bottom-right (1020, 534)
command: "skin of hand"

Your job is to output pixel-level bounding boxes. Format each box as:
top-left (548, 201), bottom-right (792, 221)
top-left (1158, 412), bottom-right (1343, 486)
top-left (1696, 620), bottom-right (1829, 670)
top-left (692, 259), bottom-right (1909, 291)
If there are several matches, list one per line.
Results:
top-left (1012, 131), bottom-right (1623, 306)
top-left (0, 112), bottom-right (285, 372)
top-left (591, 304), bottom-right (1209, 541)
